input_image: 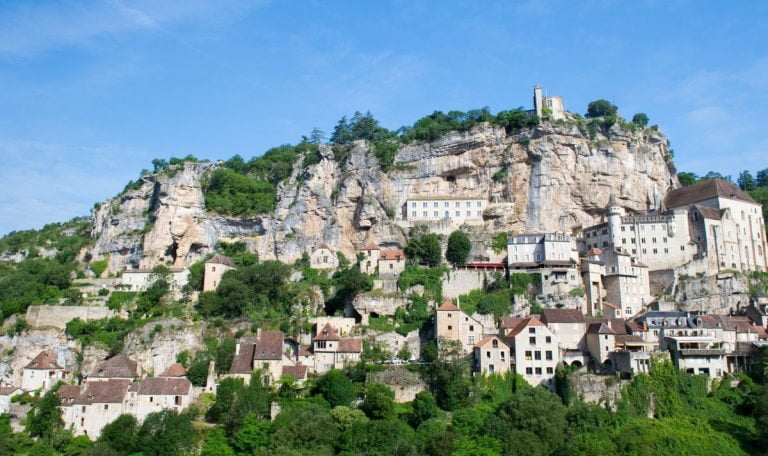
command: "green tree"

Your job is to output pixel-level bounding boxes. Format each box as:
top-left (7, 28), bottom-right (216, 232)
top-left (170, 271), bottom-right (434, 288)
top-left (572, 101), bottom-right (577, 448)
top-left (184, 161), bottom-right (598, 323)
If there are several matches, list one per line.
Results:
top-left (233, 413), bottom-right (271, 453)
top-left (339, 419), bottom-right (420, 455)
top-left (397, 344), bottom-right (412, 361)
top-left (757, 168), bottom-right (768, 187)
top-left (445, 231), bottom-right (471, 266)
top-left (360, 383), bottom-right (396, 420)
top-left (206, 376), bottom-right (270, 434)
top-left (677, 172), bottom-right (698, 187)
top-left (314, 369), bottom-right (356, 407)
top-left (738, 170), bottom-right (757, 191)
top-left (330, 406), bottom-right (369, 432)
top-left (97, 414), bottom-right (138, 454)
top-left (201, 429), bottom-right (234, 456)
top-left (26, 386), bottom-right (63, 439)
top-left (585, 99), bottom-right (618, 118)
top-left (411, 391), bottom-right (440, 427)
top-left (405, 232), bottom-right (442, 267)
top-left (269, 402), bottom-right (338, 454)
top-left (426, 340), bottom-right (473, 410)
top-left (135, 411), bottom-right (196, 455)
top-left (631, 113), bottom-right (649, 127)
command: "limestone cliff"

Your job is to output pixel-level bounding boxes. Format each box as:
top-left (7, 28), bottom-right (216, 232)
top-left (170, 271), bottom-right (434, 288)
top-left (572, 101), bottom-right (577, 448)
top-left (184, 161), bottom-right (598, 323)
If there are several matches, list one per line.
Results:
top-left (87, 120), bottom-right (677, 271)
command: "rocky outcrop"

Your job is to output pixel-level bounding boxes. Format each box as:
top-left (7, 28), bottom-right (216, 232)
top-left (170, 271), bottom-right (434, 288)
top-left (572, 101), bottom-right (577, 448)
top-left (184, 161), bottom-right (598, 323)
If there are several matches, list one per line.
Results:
top-left (350, 292), bottom-right (409, 324)
top-left (0, 329), bottom-right (79, 387)
top-left (676, 273), bottom-right (751, 314)
top-left (571, 373), bottom-right (628, 410)
top-left (88, 121), bottom-right (677, 271)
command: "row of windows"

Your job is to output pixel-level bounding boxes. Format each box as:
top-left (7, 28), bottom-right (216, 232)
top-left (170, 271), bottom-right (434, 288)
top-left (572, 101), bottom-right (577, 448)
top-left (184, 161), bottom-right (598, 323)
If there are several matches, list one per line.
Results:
top-left (524, 350), bottom-right (554, 360)
top-left (525, 367), bottom-right (554, 375)
top-left (621, 236), bottom-right (668, 244)
top-left (411, 210), bottom-right (482, 218)
top-left (410, 201), bottom-right (483, 208)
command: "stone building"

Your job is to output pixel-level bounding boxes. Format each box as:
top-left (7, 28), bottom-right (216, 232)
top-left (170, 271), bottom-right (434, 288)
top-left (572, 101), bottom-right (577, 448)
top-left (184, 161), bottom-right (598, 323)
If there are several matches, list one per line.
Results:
top-left (600, 248), bottom-right (651, 318)
top-left (406, 197), bottom-right (487, 225)
top-left (378, 249), bottom-right (405, 277)
top-left (21, 350), bottom-right (67, 392)
top-left (121, 268), bottom-right (189, 293)
top-left (435, 300), bottom-right (485, 354)
top-left (665, 179), bottom-right (768, 273)
top-left (506, 317), bottom-right (560, 388)
top-left (473, 335), bottom-right (511, 376)
top-left (507, 233), bottom-right (581, 296)
top-left (229, 331), bottom-right (286, 384)
top-left (310, 244), bottom-right (339, 269)
top-left (86, 354), bottom-right (138, 382)
top-left (360, 243), bottom-right (380, 275)
top-left (533, 84), bottom-right (567, 120)
top-left (311, 323), bottom-right (362, 373)
top-left (0, 386), bottom-right (21, 414)
top-left (203, 254), bottom-right (236, 292)
top-left (540, 308), bottom-right (588, 367)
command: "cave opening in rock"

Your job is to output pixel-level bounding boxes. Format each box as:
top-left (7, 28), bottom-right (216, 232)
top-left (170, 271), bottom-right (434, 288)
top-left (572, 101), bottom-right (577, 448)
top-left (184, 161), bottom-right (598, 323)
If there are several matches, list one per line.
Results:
top-left (165, 240), bottom-right (179, 264)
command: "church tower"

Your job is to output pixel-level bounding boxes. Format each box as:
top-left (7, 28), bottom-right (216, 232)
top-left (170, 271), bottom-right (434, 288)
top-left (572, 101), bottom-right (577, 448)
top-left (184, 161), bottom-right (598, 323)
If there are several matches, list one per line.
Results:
top-left (607, 194), bottom-right (622, 246)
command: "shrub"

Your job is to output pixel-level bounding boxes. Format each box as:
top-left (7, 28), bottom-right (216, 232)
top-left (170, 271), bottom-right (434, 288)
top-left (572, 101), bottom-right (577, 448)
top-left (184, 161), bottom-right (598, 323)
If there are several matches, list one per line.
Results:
top-left (202, 168), bottom-right (277, 216)
top-left (89, 259), bottom-right (108, 277)
top-left (586, 99), bottom-right (618, 118)
top-left (632, 113), bottom-right (649, 128)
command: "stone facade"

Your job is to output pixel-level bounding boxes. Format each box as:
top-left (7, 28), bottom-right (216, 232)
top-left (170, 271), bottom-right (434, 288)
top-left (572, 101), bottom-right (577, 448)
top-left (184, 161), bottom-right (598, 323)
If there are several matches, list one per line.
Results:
top-left (25, 305), bottom-right (116, 330)
top-left (203, 254), bottom-right (236, 292)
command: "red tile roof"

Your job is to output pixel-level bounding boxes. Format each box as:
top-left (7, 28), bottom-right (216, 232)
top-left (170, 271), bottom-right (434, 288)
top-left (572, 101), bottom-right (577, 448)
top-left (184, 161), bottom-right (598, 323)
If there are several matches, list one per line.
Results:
top-left (665, 179), bottom-right (757, 208)
top-left (206, 254), bottom-right (236, 268)
top-left (317, 243), bottom-right (334, 252)
top-left (380, 249), bottom-right (405, 261)
top-left (314, 323), bottom-right (340, 341)
top-left (541, 308), bottom-right (585, 324)
top-left (229, 343), bottom-right (256, 374)
top-left (75, 379), bottom-right (131, 404)
top-left (338, 338), bottom-right (362, 353)
top-left (159, 363), bottom-right (187, 377)
top-left (363, 242), bottom-right (380, 250)
top-left (0, 386), bottom-right (21, 396)
top-left (282, 364), bottom-right (308, 379)
top-left (137, 377), bottom-right (191, 396)
top-left (90, 354), bottom-right (138, 378)
top-left (473, 335), bottom-right (510, 349)
top-left (57, 385), bottom-right (81, 404)
top-left (298, 345), bottom-right (313, 357)
top-left (507, 317), bottom-right (546, 337)
top-left (25, 350), bottom-right (63, 370)
top-left (437, 300), bottom-right (459, 311)
top-left (499, 316), bottom-right (523, 329)
top-left (253, 331), bottom-right (284, 361)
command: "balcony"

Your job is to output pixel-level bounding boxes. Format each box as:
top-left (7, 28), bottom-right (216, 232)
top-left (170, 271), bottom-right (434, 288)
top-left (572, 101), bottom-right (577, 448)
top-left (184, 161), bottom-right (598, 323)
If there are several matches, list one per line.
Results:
top-left (678, 348), bottom-right (726, 356)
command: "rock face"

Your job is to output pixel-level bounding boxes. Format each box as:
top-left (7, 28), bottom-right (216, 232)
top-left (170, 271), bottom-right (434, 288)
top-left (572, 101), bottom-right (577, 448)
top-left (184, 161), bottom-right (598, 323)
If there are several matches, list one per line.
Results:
top-left (89, 121), bottom-right (677, 271)
top-left (0, 329), bottom-right (79, 387)
top-left (676, 274), bottom-right (751, 314)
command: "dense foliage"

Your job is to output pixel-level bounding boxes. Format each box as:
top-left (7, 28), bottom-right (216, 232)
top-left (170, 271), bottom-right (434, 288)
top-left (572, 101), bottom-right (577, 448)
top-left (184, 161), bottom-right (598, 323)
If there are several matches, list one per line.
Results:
top-left (445, 230), bottom-right (471, 266)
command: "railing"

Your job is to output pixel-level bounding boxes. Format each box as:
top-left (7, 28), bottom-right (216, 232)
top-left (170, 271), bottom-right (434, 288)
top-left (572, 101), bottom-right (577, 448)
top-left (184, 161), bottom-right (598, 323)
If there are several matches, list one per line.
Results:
top-left (678, 348), bottom-right (726, 356)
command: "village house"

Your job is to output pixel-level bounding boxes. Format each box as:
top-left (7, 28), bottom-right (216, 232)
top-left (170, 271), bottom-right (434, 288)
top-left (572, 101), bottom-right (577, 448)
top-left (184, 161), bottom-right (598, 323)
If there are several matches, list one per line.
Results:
top-left (532, 84), bottom-right (567, 120)
top-left (66, 379), bottom-right (132, 437)
top-left (310, 243), bottom-right (339, 269)
top-left (580, 248), bottom-right (606, 316)
top-left (506, 317), bottom-right (560, 387)
top-left (406, 196), bottom-right (487, 225)
top-left (131, 365), bottom-right (193, 422)
top-left (378, 249), bottom-right (406, 277)
top-left (311, 323), bottom-right (362, 373)
top-left (203, 254), bottom-right (236, 292)
top-left (86, 353), bottom-right (138, 381)
top-left (540, 308), bottom-right (588, 368)
top-left (600, 247), bottom-right (651, 318)
top-left (507, 233), bottom-right (581, 296)
top-left (0, 386), bottom-right (22, 414)
top-left (21, 350), bottom-right (67, 392)
top-left (473, 335), bottom-right (511, 376)
top-left (360, 243), bottom-right (380, 275)
top-left (435, 300), bottom-right (485, 354)
top-left (229, 330), bottom-right (286, 384)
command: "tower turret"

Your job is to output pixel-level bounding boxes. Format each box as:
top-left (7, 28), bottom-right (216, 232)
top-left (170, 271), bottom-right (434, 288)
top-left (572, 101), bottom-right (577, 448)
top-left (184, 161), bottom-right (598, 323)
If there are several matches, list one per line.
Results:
top-left (607, 194), bottom-right (622, 246)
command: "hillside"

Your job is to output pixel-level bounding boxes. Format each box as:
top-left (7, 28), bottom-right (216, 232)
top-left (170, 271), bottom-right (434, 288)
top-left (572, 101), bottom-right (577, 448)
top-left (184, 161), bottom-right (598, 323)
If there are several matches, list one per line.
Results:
top-left (82, 113), bottom-right (676, 274)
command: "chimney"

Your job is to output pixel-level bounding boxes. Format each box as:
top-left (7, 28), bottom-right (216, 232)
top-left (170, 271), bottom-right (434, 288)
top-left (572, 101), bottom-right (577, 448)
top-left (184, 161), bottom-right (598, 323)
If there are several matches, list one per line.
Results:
top-left (257, 328), bottom-right (262, 341)
top-left (235, 343), bottom-right (241, 356)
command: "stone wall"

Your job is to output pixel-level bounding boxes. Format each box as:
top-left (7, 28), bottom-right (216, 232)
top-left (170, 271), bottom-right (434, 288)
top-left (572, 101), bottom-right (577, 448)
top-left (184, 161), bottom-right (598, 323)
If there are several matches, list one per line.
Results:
top-left (25, 305), bottom-right (117, 330)
top-left (443, 269), bottom-right (492, 299)
top-left (370, 367), bottom-right (428, 402)
top-left (571, 373), bottom-right (628, 410)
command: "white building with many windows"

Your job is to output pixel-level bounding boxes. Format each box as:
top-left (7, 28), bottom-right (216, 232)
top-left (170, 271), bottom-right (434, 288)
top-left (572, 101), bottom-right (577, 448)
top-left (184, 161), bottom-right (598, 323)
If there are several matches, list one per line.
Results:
top-left (406, 197), bottom-right (487, 224)
top-left (507, 233), bottom-right (581, 295)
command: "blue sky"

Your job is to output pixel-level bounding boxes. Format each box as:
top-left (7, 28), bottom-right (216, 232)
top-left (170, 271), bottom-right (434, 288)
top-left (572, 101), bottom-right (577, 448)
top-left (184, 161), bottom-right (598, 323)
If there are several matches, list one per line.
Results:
top-left (1, 0), bottom-right (767, 235)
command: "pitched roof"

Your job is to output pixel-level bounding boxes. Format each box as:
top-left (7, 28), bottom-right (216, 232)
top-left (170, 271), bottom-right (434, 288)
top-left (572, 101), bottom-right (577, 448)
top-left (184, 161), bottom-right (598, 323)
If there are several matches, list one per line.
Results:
top-left (137, 377), bottom-right (191, 396)
top-left (298, 345), bottom-right (313, 357)
top-left (541, 308), bottom-right (585, 324)
top-left (159, 363), bottom-right (187, 377)
top-left (499, 316), bottom-right (523, 329)
top-left (316, 243), bottom-right (334, 252)
top-left (437, 300), bottom-right (459, 311)
top-left (90, 354), bottom-right (138, 378)
top-left (75, 379), bottom-right (131, 404)
top-left (693, 204), bottom-right (724, 220)
top-left (380, 249), bottom-right (405, 261)
top-left (587, 322), bottom-right (615, 335)
top-left (229, 343), bottom-right (255, 374)
top-left (665, 179), bottom-right (757, 208)
top-left (25, 350), bottom-right (63, 370)
top-left (57, 385), bottom-right (81, 404)
top-left (253, 331), bottom-right (284, 361)
top-left (507, 317), bottom-right (546, 337)
top-left (363, 242), bottom-right (380, 250)
top-left (615, 334), bottom-right (646, 345)
top-left (206, 254), bottom-right (236, 268)
top-left (314, 323), bottom-right (340, 341)
top-left (0, 386), bottom-right (21, 396)
top-left (338, 338), bottom-right (362, 353)
top-left (282, 364), bottom-right (308, 379)
top-left (473, 335), bottom-right (510, 349)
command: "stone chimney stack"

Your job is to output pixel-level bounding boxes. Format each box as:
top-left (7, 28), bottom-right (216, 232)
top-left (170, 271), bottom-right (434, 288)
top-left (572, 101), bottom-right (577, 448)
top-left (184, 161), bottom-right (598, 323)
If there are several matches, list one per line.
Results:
top-left (533, 85), bottom-right (543, 117)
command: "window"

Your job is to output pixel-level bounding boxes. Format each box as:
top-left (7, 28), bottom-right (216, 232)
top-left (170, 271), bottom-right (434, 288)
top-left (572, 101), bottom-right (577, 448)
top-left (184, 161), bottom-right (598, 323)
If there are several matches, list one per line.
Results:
top-left (411, 202), bottom-right (416, 208)
top-left (423, 202), bottom-right (427, 208)
top-left (423, 211), bottom-right (427, 217)
top-left (212, 266), bottom-right (216, 272)
top-left (653, 248), bottom-right (658, 254)
top-left (534, 351), bottom-right (541, 360)
top-left (447, 325), bottom-right (452, 330)
top-left (528, 327), bottom-right (535, 334)
top-left (529, 336), bottom-right (536, 344)
top-left (411, 211), bottom-right (416, 217)
top-left (681, 245), bottom-right (685, 251)
top-left (525, 351), bottom-right (532, 360)
top-left (433, 211), bottom-right (438, 217)
top-left (545, 351), bottom-right (553, 360)
top-left (466, 211), bottom-right (471, 216)
top-left (546, 367), bottom-right (554, 374)
top-left (466, 201), bottom-right (471, 208)
top-left (433, 202), bottom-right (438, 208)
top-left (526, 367), bottom-right (533, 375)
top-left (455, 211), bottom-right (460, 216)
top-left (175, 396), bottom-right (182, 406)
top-left (316, 341), bottom-right (327, 349)
top-left (477, 201), bottom-right (482, 207)
top-left (455, 202), bottom-right (460, 208)
top-left (468, 336), bottom-right (474, 344)
top-left (445, 211), bottom-right (449, 217)
top-left (535, 367), bottom-right (542, 375)
top-left (149, 396), bottom-right (154, 403)
top-left (545, 336), bottom-right (551, 343)
top-left (492, 339), bottom-right (498, 348)
top-left (104, 404), bottom-right (108, 410)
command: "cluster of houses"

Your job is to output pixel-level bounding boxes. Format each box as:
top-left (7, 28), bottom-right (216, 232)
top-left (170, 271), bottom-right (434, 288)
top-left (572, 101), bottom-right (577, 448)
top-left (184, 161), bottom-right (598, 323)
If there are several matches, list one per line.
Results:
top-left (436, 301), bottom-right (768, 387)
